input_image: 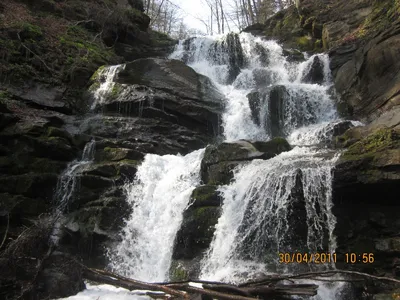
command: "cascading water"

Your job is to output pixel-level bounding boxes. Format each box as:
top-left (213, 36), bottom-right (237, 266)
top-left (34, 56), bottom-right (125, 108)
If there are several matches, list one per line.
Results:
top-left (109, 149), bottom-right (205, 282)
top-left (51, 139), bottom-right (96, 245)
top-left (54, 139), bottom-right (96, 213)
top-left (169, 33), bottom-right (350, 298)
top-left (67, 32), bottom-right (356, 299)
top-left (90, 64), bottom-right (125, 110)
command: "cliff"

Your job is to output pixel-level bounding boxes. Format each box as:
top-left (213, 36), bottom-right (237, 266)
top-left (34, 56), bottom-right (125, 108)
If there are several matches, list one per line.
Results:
top-left (0, 0), bottom-right (399, 299)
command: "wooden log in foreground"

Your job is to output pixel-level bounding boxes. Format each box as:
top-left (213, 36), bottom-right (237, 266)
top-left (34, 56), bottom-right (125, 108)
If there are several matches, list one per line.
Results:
top-left (82, 265), bottom-right (400, 299)
top-left (82, 266), bottom-right (318, 299)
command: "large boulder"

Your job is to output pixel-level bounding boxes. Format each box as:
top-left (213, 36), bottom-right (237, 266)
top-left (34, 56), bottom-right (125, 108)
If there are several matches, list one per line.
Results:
top-left (247, 91), bottom-right (262, 126)
top-left (201, 138), bottom-right (291, 185)
top-left (172, 185), bottom-right (222, 278)
top-left (91, 58), bottom-right (224, 137)
top-left (301, 55), bottom-right (324, 84)
top-left (331, 27), bottom-right (400, 121)
top-left (333, 127), bottom-right (400, 275)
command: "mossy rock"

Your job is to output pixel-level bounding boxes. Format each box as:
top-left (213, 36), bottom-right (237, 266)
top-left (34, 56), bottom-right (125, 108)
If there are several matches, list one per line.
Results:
top-left (169, 261), bottom-right (190, 282)
top-left (343, 128), bottom-right (399, 158)
top-left (201, 139), bottom-right (291, 184)
top-left (335, 128), bottom-right (400, 186)
top-left (95, 147), bottom-right (144, 162)
top-left (46, 127), bottom-right (74, 143)
top-left (295, 35), bottom-right (314, 51)
top-left (190, 185), bottom-right (221, 207)
top-left (173, 206), bottom-right (221, 259)
top-left (0, 173), bottom-right (58, 199)
top-left (206, 161), bottom-right (241, 185)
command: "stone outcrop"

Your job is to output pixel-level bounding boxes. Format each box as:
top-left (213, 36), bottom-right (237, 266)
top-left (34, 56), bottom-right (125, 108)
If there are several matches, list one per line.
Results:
top-left (171, 138), bottom-right (291, 279)
top-left (244, 0), bottom-right (400, 123)
top-left (200, 138), bottom-right (291, 185)
top-left (0, 0), bottom-right (217, 298)
top-left (93, 58), bottom-right (224, 138)
top-left (333, 108), bottom-right (400, 279)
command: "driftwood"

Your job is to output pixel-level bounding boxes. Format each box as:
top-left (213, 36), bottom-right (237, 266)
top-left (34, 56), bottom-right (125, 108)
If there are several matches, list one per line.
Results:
top-left (81, 265), bottom-right (400, 299)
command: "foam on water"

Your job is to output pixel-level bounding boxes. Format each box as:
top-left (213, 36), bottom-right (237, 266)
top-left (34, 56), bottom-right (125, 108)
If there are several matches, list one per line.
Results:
top-left (97, 32), bottom-right (355, 299)
top-left (109, 149), bottom-right (205, 282)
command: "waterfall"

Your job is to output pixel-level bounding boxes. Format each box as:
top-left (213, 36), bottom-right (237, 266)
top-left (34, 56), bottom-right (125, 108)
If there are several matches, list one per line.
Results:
top-left (170, 33), bottom-right (336, 141)
top-left (54, 139), bottom-right (96, 213)
top-left (200, 147), bottom-right (339, 282)
top-left (51, 139), bottom-right (96, 245)
top-left (169, 33), bottom-right (349, 298)
top-left (109, 149), bottom-right (205, 282)
top-left (90, 64), bottom-right (125, 110)
top-left (68, 32), bottom-right (356, 299)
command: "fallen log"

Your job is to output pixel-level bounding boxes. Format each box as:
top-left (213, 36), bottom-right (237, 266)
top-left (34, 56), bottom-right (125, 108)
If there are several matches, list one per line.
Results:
top-left (81, 265), bottom-right (400, 299)
top-left (83, 267), bottom-right (189, 299)
top-left (82, 266), bottom-right (318, 299)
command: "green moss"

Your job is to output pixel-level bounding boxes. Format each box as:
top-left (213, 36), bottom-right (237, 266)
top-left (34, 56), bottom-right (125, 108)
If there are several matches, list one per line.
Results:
top-left (59, 25), bottom-right (115, 73)
top-left (119, 159), bottom-right (140, 165)
top-left (169, 262), bottom-right (189, 281)
top-left (22, 23), bottom-right (43, 40)
top-left (110, 83), bottom-right (122, 99)
top-left (296, 36), bottom-right (313, 51)
top-left (90, 65), bottom-right (106, 81)
top-left (341, 129), bottom-right (399, 162)
top-left (0, 90), bottom-right (9, 101)
top-left (170, 264), bottom-right (189, 281)
top-left (313, 39), bottom-right (322, 51)
top-left (346, 129), bottom-right (397, 155)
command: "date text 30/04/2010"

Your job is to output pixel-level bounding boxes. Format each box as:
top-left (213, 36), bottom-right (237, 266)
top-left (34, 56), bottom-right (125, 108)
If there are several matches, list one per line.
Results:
top-left (278, 253), bottom-right (375, 264)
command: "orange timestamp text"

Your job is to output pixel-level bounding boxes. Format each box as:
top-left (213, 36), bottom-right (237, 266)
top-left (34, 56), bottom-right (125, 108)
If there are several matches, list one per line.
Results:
top-left (278, 252), bottom-right (375, 264)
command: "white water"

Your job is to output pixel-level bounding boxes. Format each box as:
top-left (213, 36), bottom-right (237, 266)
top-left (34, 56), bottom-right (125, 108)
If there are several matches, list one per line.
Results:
top-left (200, 146), bottom-right (339, 282)
top-left (68, 32), bottom-right (354, 299)
top-left (109, 149), bottom-right (205, 282)
top-left (90, 64), bottom-right (125, 110)
top-left (169, 33), bottom-right (350, 299)
top-left (170, 33), bottom-right (335, 141)
top-left (54, 139), bottom-right (96, 213)
top-left (51, 139), bottom-right (96, 245)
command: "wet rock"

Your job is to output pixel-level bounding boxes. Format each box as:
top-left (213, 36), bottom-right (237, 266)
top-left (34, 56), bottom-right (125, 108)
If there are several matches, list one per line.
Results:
top-left (207, 33), bottom-right (245, 84)
top-left (333, 128), bottom-right (400, 275)
top-left (81, 115), bottom-right (211, 155)
top-left (173, 185), bottom-right (222, 261)
top-left (37, 253), bottom-right (85, 299)
top-left (247, 91), bottom-right (262, 126)
top-left (282, 48), bottom-right (305, 62)
top-left (268, 85), bottom-right (289, 137)
top-left (61, 196), bottom-right (131, 267)
top-left (330, 25), bottom-right (400, 121)
top-left (301, 55), bottom-right (324, 84)
top-left (7, 84), bottom-right (69, 113)
top-left (189, 185), bottom-right (222, 207)
top-left (201, 138), bottom-right (291, 184)
top-left (173, 206), bottom-right (221, 260)
top-left (94, 58), bottom-right (224, 137)
top-left (95, 147), bottom-right (144, 162)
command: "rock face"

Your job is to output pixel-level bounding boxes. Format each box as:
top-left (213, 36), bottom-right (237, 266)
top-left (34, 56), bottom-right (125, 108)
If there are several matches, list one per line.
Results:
top-left (333, 114), bottom-right (400, 278)
top-left (245, 0), bottom-right (400, 123)
top-left (330, 26), bottom-right (400, 121)
top-left (171, 138), bottom-right (291, 279)
top-left (96, 58), bottom-right (224, 137)
top-left (0, 1), bottom-right (217, 298)
top-left (200, 138), bottom-right (291, 185)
